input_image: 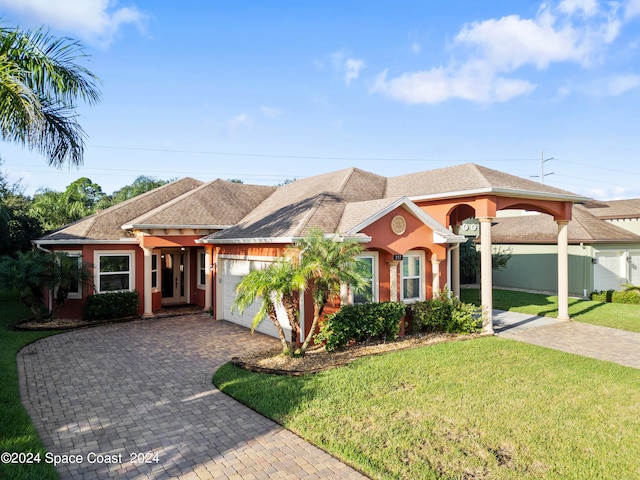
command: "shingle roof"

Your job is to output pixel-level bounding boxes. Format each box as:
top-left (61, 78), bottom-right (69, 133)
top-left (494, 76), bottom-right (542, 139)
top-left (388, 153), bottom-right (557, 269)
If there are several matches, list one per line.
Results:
top-left (490, 205), bottom-right (640, 244)
top-left (208, 168), bottom-right (388, 240)
top-left (124, 179), bottom-right (276, 228)
top-left (585, 198), bottom-right (640, 220)
top-left (38, 178), bottom-right (204, 241)
top-left (386, 163), bottom-right (586, 201)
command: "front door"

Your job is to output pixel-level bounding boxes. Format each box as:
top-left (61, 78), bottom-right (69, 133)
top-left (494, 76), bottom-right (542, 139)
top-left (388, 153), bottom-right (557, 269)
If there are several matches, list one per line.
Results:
top-left (161, 249), bottom-right (188, 305)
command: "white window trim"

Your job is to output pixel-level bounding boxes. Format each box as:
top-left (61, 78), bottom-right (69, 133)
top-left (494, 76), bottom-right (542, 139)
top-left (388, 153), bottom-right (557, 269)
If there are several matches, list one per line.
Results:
top-left (197, 248), bottom-right (206, 289)
top-left (401, 250), bottom-right (425, 303)
top-left (151, 252), bottom-right (160, 292)
top-left (349, 252), bottom-right (379, 304)
top-left (61, 250), bottom-right (82, 300)
top-left (94, 250), bottom-right (136, 294)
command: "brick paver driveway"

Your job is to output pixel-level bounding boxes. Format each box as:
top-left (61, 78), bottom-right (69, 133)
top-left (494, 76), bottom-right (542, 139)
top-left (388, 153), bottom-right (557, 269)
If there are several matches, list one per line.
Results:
top-left (18, 314), bottom-right (366, 479)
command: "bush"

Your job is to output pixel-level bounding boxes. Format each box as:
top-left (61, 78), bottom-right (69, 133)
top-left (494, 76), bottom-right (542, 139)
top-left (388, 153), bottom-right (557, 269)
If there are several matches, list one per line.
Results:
top-left (407, 293), bottom-right (482, 335)
top-left (590, 290), bottom-right (640, 305)
top-left (315, 302), bottom-right (406, 352)
top-left (84, 291), bottom-right (140, 321)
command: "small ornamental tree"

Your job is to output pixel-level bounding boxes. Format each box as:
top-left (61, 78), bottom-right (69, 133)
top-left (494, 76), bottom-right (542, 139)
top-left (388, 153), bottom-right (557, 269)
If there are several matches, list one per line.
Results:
top-left (232, 258), bottom-right (305, 355)
top-left (296, 228), bottom-right (369, 355)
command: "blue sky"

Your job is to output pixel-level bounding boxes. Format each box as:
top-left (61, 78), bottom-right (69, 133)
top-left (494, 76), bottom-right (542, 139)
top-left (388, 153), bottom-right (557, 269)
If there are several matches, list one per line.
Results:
top-left (1, 0), bottom-right (640, 200)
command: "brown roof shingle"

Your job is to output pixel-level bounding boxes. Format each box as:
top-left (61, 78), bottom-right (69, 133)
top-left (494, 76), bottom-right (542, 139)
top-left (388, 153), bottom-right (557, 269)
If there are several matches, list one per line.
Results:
top-left (491, 205), bottom-right (640, 244)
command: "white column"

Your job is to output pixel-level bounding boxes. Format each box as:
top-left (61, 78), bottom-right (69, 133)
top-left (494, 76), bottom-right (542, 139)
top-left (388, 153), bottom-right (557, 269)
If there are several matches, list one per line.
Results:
top-left (557, 220), bottom-right (570, 321)
top-left (142, 247), bottom-right (154, 318)
top-left (432, 256), bottom-right (441, 296)
top-left (479, 217), bottom-right (494, 334)
top-left (388, 261), bottom-right (399, 302)
top-left (451, 245), bottom-right (460, 298)
top-left (204, 246), bottom-right (213, 312)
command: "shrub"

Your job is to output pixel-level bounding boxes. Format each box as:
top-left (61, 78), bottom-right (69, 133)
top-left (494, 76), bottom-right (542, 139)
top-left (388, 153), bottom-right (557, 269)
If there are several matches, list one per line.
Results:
top-left (590, 289), bottom-right (640, 305)
top-left (315, 302), bottom-right (406, 352)
top-left (407, 293), bottom-right (482, 335)
top-left (84, 291), bottom-right (140, 321)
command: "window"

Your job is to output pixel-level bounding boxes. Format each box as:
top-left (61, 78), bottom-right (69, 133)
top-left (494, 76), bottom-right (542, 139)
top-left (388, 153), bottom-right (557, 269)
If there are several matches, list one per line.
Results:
top-left (95, 252), bottom-right (134, 293)
top-left (151, 254), bottom-right (159, 289)
top-left (62, 252), bottom-right (82, 299)
top-left (401, 252), bottom-right (424, 302)
top-left (351, 254), bottom-right (377, 304)
top-left (198, 250), bottom-right (206, 288)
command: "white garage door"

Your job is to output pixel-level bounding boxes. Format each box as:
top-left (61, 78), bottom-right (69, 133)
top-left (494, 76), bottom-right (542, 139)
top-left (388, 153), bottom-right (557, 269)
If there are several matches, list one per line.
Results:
top-left (630, 251), bottom-right (640, 286)
top-left (594, 252), bottom-right (624, 291)
top-left (219, 258), bottom-right (291, 339)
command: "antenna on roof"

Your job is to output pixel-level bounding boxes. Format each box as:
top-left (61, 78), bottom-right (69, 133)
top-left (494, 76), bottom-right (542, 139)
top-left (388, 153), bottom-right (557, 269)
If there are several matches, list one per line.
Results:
top-left (530, 150), bottom-right (554, 184)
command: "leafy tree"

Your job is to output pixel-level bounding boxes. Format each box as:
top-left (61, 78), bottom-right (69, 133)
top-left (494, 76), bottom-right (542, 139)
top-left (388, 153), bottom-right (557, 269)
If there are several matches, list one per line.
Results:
top-left (0, 26), bottom-right (101, 167)
top-left (460, 238), bottom-right (512, 283)
top-left (296, 228), bottom-right (369, 354)
top-left (0, 163), bottom-right (42, 255)
top-left (66, 177), bottom-right (105, 211)
top-left (0, 250), bottom-right (92, 320)
top-left (30, 187), bottom-right (89, 232)
top-left (108, 175), bottom-right (170, 205)
top-left (233, 258), bottom-right (305, 355)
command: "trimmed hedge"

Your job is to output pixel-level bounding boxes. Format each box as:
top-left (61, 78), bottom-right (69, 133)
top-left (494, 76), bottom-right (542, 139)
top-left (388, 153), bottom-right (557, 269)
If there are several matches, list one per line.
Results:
top-left (407, 294), bottom-right (482, 335)
top-left (84, 291), bottom-right (140, 321)
top-left (315, 302), bottom-right (406, 352)
top-left (590, 290), bottom-right (640, 305)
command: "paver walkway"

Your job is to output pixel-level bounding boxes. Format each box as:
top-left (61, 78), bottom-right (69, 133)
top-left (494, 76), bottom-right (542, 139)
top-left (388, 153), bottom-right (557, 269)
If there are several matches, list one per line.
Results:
top-left (18, 314), bottom-right (367, 479)
top-left (495, 310), bottom-right (640, 369)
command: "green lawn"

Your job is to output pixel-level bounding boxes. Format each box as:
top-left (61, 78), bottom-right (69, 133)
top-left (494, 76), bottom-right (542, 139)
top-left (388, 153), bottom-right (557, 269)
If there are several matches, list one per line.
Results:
top-left (461, 287), bottom-right (640, 333)
top-left (215, 337), bottom-right (640, 479)
top-left (0, 291), bottom-right (60, 480)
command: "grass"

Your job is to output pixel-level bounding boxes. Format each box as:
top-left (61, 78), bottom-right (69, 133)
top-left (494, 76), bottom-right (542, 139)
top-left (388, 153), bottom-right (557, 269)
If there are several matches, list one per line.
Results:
top-left (0, 290), bottom-right (60, 480)
top-left (215, 337), bottom-right (640, 479)
top-left (460, 287), bottom-right (640, 333)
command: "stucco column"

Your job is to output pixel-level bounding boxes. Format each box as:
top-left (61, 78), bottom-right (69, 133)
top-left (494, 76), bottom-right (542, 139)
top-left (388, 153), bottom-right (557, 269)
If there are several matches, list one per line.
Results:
top-left (479, 217), bottom-right (494, 334)
top-left (388, 261), bottom-right (399, 302)
top-left (451, 245), bottom-right (460, 298)
top-left (432, 256), bottom-right (442, 296)
top-left (204, 246), bottom-right (213, 312)
top-left (142, 247), bottom-right (154, 318)
top-left (557, 220), bottom-right (570, 321)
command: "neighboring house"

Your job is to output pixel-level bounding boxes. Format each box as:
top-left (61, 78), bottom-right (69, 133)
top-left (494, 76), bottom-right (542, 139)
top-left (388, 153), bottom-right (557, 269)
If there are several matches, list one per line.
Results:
top-left (490, 201), bottom-right (640, 296)
top-left (34, 163), bottom-right (587, 339)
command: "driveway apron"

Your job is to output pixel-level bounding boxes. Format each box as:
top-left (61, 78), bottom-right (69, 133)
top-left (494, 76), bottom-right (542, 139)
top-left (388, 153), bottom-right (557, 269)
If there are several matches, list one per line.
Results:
top-left (18, 314), bottom-right (367, 479)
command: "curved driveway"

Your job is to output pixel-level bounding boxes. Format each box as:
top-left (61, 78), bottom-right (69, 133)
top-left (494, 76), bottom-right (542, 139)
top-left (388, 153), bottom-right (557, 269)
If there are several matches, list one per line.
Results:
top-left (18, 314), bottom-right (366, 479)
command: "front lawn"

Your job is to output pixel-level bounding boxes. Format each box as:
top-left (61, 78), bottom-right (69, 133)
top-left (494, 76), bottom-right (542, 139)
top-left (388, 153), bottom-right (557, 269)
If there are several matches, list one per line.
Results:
top-left (215, 337), bottom-right (640, 479)
top-left (461, 287), bottom-right (640, 333)
top-left (0, 290), bottom-right (60, 480)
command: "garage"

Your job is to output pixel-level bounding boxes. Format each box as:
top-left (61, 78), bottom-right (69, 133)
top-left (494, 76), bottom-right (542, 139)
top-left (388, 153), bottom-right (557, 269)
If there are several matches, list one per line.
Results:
top-left (594, 250), bottom-right (640, 291)
top-left (217, 257), bottom-right (291, 339)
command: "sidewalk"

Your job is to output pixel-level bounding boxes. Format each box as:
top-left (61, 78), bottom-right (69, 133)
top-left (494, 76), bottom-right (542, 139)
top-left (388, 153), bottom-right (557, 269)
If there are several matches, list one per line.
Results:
top-left (494, 310), bottom-right (640, 369)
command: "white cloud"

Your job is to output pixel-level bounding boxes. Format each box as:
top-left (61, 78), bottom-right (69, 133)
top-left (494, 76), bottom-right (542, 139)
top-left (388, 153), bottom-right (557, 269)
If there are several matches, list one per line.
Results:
top-left (410, 42), bottom-right (422, 54)
top-left (625, 0), bottom-right (640, 18)
top-left (372, 0), bottom-right (629, 105)
top-left (225, 114), bottom-right (252, 135)
top-left (260, 106), bottom-right (282, 118)
top-left (607, 74), bottom-right (640, 95)
top-left (0, 0), bottom-right (147, 47)
top-left (329, 50), bottom-right (366, 85)
top-left (344, 58), bottom-right (365, 85)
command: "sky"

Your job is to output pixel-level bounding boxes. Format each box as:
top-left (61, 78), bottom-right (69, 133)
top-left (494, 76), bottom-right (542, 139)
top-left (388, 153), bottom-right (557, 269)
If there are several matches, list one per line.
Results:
top-left (1, 0), bottom-right (640, 200)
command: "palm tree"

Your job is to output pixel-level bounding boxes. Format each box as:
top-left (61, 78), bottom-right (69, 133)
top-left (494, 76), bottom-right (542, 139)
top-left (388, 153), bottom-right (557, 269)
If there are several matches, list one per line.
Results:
top-left (296, 228), bottom-right (369, 354)
top-left (0, 26), bottom-right (101, 167)
top-left (232, 258), bottom-right (305, 355)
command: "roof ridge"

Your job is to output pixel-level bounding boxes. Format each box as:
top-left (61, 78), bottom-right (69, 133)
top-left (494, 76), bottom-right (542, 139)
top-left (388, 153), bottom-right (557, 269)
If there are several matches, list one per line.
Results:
top-left (294, 193), bottom-right (333, 236)
top-left (337, 167), bottom-right (357, 194)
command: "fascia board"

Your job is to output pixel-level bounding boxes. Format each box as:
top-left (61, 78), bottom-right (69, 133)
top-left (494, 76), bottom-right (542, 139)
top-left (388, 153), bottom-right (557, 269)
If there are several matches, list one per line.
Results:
top-left (408, 188), bottom-right (591, 203)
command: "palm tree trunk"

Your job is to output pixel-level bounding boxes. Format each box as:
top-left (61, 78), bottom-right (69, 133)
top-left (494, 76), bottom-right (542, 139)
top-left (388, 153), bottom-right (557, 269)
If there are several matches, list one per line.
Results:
top-left (299, 301), bottom-right (324, 354)
top-left (266, 303), bottom-right (290, 354)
